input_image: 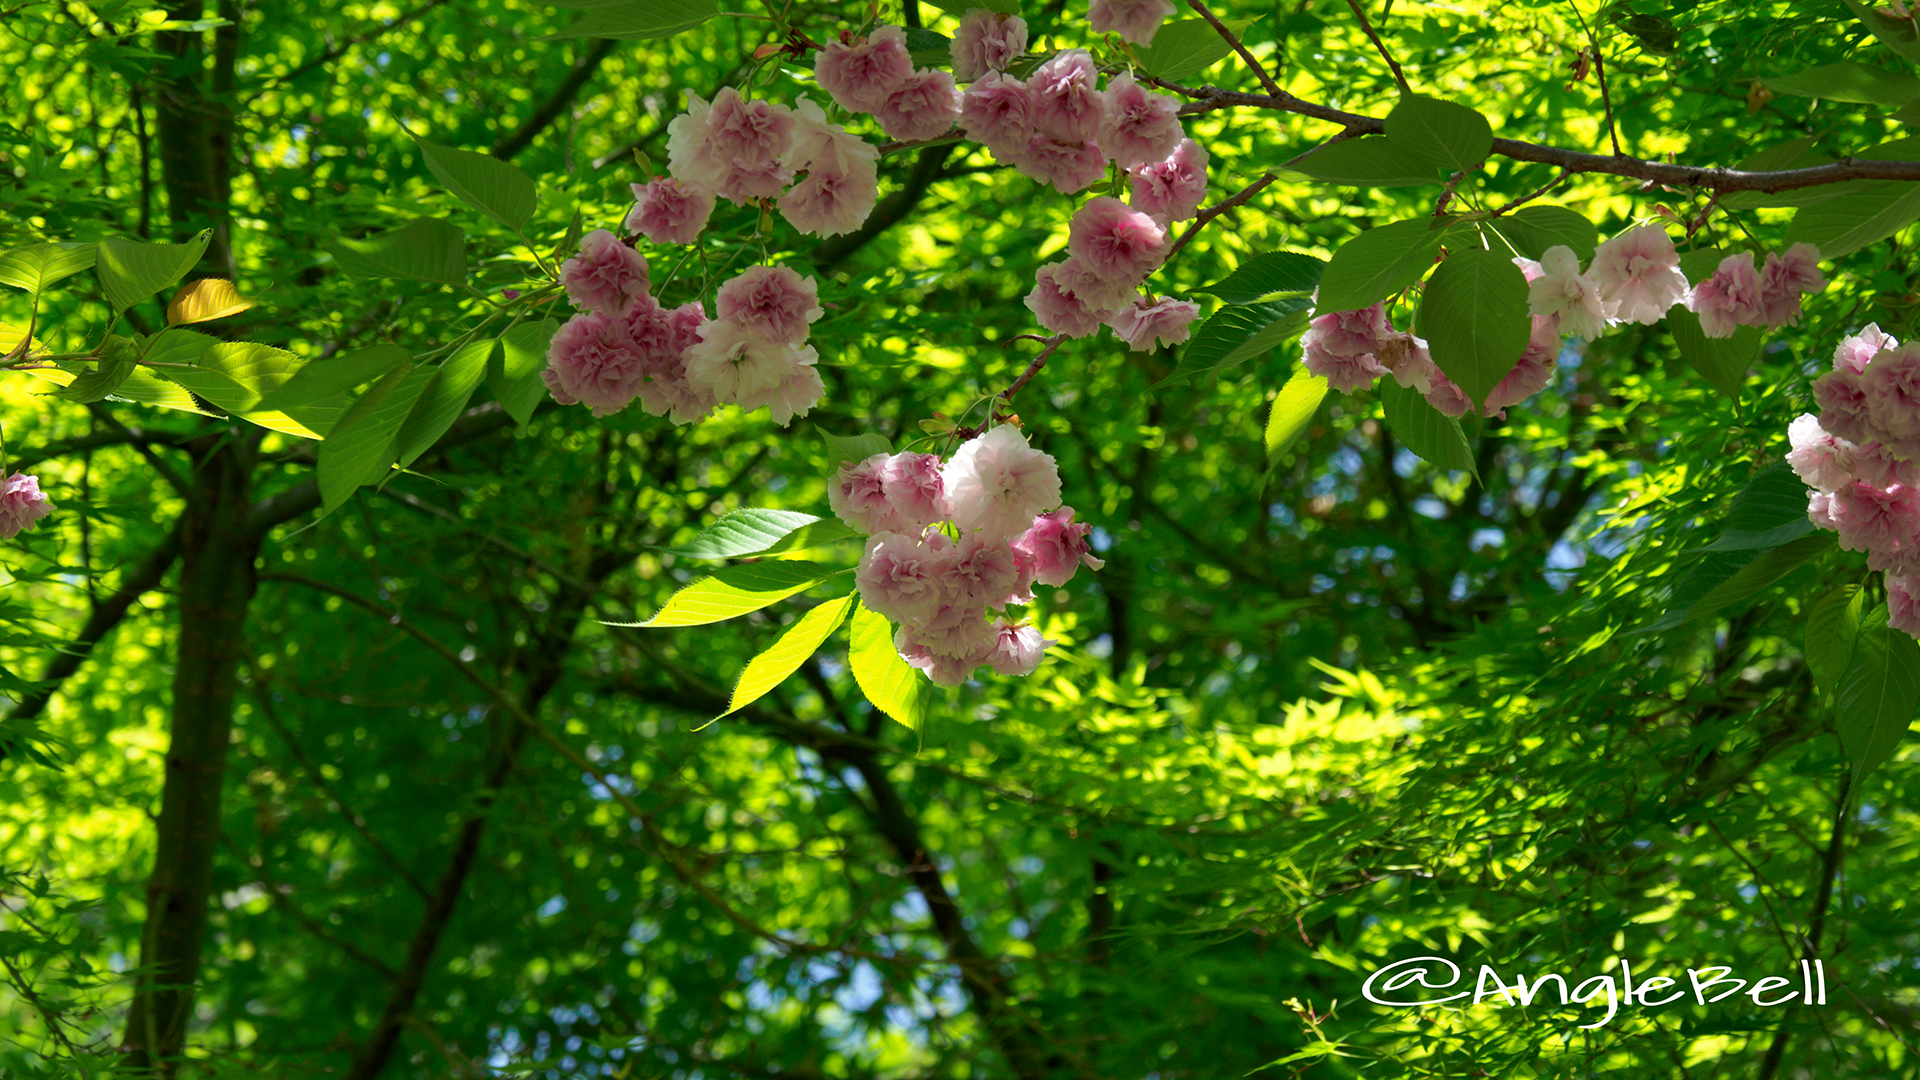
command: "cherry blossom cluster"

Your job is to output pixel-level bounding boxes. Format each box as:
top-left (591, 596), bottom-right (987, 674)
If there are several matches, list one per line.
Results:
top-left (1026, 196), bottom-right (1201, 349)
top-left (1791, 325), bottom-right (1920, 638)
top-left (1303, 228), bottom-right (1828, 417)
top-left (829, 426), bottom-right (1103, 685)
top-left (0, 473), bottom-right (52, 539)
top-left (544, 232), bottom-right (825, 426)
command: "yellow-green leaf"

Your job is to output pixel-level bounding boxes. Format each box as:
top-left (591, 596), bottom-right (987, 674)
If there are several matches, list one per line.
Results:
top-left (717, 592), bottom-right (857, 720)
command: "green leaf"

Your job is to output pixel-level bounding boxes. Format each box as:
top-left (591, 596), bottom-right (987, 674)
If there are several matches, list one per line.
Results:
top-left (1384, 95), bottom-right (1493, 174)
top-left (0, 243), bottom-right (96, 296)
top-left (1286, 137), bottom-right (1439, 188)
top-left (820, 430), bottom-right (892, 471)
top-left (1807, 586), bottom-right (1866, 697)
top-left (317, 364), bottom-right (430, 514)
top-left (1485, 205), bottom-right (1598, 263)
top-left (488, 319), bottom-right (558, 427)
top-left (107, 369), bottom-right (219, 416)
top-left (849, 602), bottom-right (927, 730)
top-left (1835, 620), bottom-right (1920, 783)
top-left (1133, 17), bottom-right (1258, 82)
top-left (922, 0), bottom-right (1017, 15)
top-left (718, 593), bottom-right (857, 720)
top-left (902, 27), bottom-right (952, 67)
top-left (1314, 217), bottom-right (1454, 313)
top-left (1154, 300), bottom-right (1309, 389)
top-left (256, 345), bottom-right (412, 412)
top-left (326, 218), bottom-right (466, 283)
top-left (1200, 252), bottom-right (1326, 304)
top-left (1721, 460), bottom-right (1820, 535)
top-left (1764, 61), bottom-right (1920, 106)
top-left (58, 341), bottom-right (137, 404)
top-left (661, 509), bottom-right (827, 560)
top-left (1379, 378), bottom-right (1478, 482)
top-left (395, 339), bottom-right (494, 468)
top-left (760, 519), bottom-right (863, 556)
top-left (639, 562), bottom-right (844, 627)
top-left (1667, 249), bottom-right (1763, 403)
top-left (1700, 519), bottom-right (1815, 552)
top-left (1418, 246), bottom-right (1530, 412)
top-left (408, 132), bottom-right (538, 231)
top-left (165, 341), bottom-right (327, 437)
top-left (542, 0), bottom-right (718, 40)
top-left (1787, 181), bottom-right (1920, 258)
top-left (1843, 0), bottom-right (1920, 66)
top-left (141, 326), bottom-right (219, 367)
top-left (1264, 367), bottom-right (1329, 459)
top-left (96, 231), bottom-right (212, 312)
top-left (1641, 533), bottom-right (1835, 634)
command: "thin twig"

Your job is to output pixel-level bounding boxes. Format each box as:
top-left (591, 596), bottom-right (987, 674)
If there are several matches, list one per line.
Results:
top-left (1488, 169), bottom-right (1570, 216)
top-left (1186, 0), bottom-right (1283, 97)
top-left (1567, 2), bottom-right (1624, 156)
top-left (1345, 0), bottom-right (1411, 94)
top-left (1001, 334), bottom-right (1068, 401)
top-left (1166, 171), bottom-right (1280, 263)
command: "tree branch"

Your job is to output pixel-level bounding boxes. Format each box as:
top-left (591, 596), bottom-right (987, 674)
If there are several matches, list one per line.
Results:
top-left (490, 38), bottom-right (618, 162)
top-left (1344, 0), bottom-right (1411, 94)
top-left (1187, 0), bottom-right (1282, 96)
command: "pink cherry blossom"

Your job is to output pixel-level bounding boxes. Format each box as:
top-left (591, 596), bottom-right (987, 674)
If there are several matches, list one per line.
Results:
top-left (1109, 295), bottom-right (1201, 352)
top-left (665, 90), bottom-right (725, 192)
top-left (1815, 367), bottom-right (1878, 446)
top-left (560, 229), bottom-right (650, 317)
top-left (0, 473), bottom-right (53, 539)
top-left (1890, 574), bottom-right (1920, 638)
top-left (872, 69), bottom-right (962, 143)
top-left (949, 535), bottom-right (1024, 608)
top-left (883, 453), bottom-right (949, 529)
top-left (545, 311), bottom-right (647, 417)
top-left (1013, 507), bottom-right (1103, 587)
top-left (1835, 324), bottom-right (1898, 374)
top-left (1129, 138), bottom-right (1208, 222)
top-left (1300, 324), bottom-right (1386, 393)
top-left (1865, 341), bottom-right (1920, 443)
top-left (707, 87), bottom-right (794, 167)
top-left (895, 624), bottom-right (991, 686)
top-left (858, 531), bottom-right (948, 625)
top-left (1484, 315), bottom-right (1560, 414)
top-left (1089, 0), bottom-right (1176, 45)
top-left (1688, 253), bottom-right (1765, 338)
top-left (1098, 72), bottom-right (1183, 170)
top-left (1588, 225), bottom-right (1689, 325)
top-left (814, 26), bottom-right (913, 113)
top-left (1831, 481), bottom-right (1920, 558)
top-left (1015, 134), bottom-right (1109, 194)
top-left (716, 266), bottom-right (823, 345)
top-left (830, 454), bottom-right (895, 534)
top-left (1029, 50), bottom-right (1106, 144)
top-left (1026, 259), bottom-right (1118, 337)
top-left (683, 319), bottom-right (797, 403)
top-left (1068, 196), bottom-right (1167, 286)
top-left (951, 10), bottom-right (1028, 81)
top-left (987, 618), bottom-right (1053, 676)
top-left (1787, 415), bottom-right (1854, 493)
top-left (785, 98), bottom-right (880, 178)
top-left (715, 156), bottom-right (791, 205)
top-left (1758, 242), bottom-right (1826, 328)
top-left (627, 177), bottom-right (715, 246)
top-left (944, 425), bottom-right (1063, 542)
top-left (734, 348), bottom-right (824, 426)
top-left (626, 299), bottom-right (717, 425)
top-left (1306, 304), bottom-right (1390, 357)
top-left (959, 73), bottom-right (1035, 156)
top-left (1528, 245), bottom-right (1611, 340)
top-left (1387, 336), bottom-right (1473, 417)
top-left (913, 596), bottom-right (1003, 659)
top-left (779, 162), bottom-right (880, 237)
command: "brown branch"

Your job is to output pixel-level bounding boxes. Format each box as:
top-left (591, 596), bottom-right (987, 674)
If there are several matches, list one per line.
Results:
top-left (1344, 0), bottom-right (1411, 95)
top-left (1166, 170), bottom-right (1280, 263)
top-left (1001, 334), bottom-right (1068, 402)
top-left (490, 38), bottom-right (618, 162)
top-left (1186, 0), bottom-right (1282, 97)
top-left (1162, 82), bottom-right (1920, 193)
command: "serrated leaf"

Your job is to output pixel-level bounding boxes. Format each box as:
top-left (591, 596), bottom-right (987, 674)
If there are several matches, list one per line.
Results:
top-left (489, 319), bottom-right (558, 426)
top-left (660, 509), bottom-right (826, 560)
top-left (1265, 367), bottom-right (1328, 459)
top-left (1133, 17), bottom-right (1258, 82)
top-left (1765, 61), bottom-right (1920, 106)
top-left (542, 0), bottom-right (718, 40)
top-left (640, 561), bottom-right (844, 627)
top-left (1718, 460), bottom-right (1820, 536)
top-left (326, 218), bottom-right (466, 283)
top-left (1640, 533), bottom-right (1835, 634)
top-left (1419, 246), bottom-right (1530, 411)
top-left (1843, 0), bottom-right (1920, 65)
top-left (96, 231), bottom-right (212, 312)
top-left (903, 27), bottom-right (952, 66)
top-left (1807, 585), bottom-right (1865, 697)
top-left (849, 602), bottom-right (927, 730)
top-left (256, 345), bottom-right (412, 412)
top-left (163, 341), bottom-right (327, 437)
top-left (1486, 205), bottom-right (1598, 263)
top-left (1314, 217), bottom-right (1454, 313)
top-left (58, 352), bottom-right (136, 404)
top-left (1380, 378), bottom-right (1477, 481)
top-left (1385, 95), bottom-right (1493, 174)
top-left (1201, 252), bottom-right (1326, 304)
top-left (761, 519), bottom-right (864, 556)
top-left (394, 339), bottom-right (493, 468)
top-left (718, 593), bottom-right (857, 720)
top-left (317, 365), bottom-right (429, 514)
top-left (1154, 300), bottom-right (1308, 389)
top-left (0, 243), bottom-right (96, 296)
top-left (1287, 137), bottom-right (1438, 188)
top-left (1787, 180), bottom-right (1920, 258)
top-left (409, 132), bottom-right (538, 231)
top-left (165, 277), bottom-right (253, 325)
top-left (820, 430), bottom-right (892, 471)
top-left (1836, 620), bottom-right (1920, 782)
top-left (107, 369), bottom-right (219, 416)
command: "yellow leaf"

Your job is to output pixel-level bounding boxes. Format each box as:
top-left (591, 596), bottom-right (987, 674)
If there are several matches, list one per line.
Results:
top-left (166, 278), bottom-right (254, 325)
